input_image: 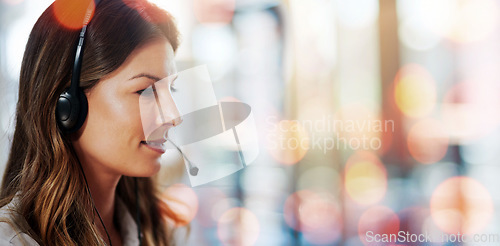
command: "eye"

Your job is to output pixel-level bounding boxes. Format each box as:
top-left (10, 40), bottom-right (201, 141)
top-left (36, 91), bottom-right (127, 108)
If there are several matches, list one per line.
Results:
top-left (136, 87), bottom-right (156, 96)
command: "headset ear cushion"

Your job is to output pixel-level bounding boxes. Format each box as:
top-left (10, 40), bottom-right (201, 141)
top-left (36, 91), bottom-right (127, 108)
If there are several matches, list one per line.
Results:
top-left (56, 89), bottom-right (88, 133)
top-left (73, 89), bottom-right (88, 132)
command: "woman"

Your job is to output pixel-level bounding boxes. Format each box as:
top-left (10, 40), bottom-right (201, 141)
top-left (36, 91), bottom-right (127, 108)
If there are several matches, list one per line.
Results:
top-left (0, 0), bottom-right (186, 245)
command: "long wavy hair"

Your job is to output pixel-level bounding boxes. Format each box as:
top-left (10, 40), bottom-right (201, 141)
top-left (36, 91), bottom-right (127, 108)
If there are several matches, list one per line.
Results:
top-left (0, 0), bottom-right (185, 245)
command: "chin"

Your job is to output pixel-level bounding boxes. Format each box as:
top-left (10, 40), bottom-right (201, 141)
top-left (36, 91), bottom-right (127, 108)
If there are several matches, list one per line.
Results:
top-left (129, 160), bottom-right (162, 177)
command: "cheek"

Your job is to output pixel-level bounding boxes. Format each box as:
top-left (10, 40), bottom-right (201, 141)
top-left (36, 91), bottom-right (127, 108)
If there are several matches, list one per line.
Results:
top-left (80, 93), bottom-right (154, 173)
top-left (88, 96), bottom-right (137, 144)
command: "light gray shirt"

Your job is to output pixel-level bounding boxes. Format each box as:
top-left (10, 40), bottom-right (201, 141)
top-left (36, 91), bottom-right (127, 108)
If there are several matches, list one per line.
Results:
top-left (0, 196), bottom-right (140, 246)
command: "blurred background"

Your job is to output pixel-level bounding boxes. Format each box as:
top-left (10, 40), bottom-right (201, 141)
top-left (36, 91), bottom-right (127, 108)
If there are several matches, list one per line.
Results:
top-left (2, 0), bottom-right (500, 245)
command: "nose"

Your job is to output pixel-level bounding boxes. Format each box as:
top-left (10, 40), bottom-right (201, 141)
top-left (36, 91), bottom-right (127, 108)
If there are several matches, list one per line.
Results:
top-left (154, 84), bottom-right (182, 127)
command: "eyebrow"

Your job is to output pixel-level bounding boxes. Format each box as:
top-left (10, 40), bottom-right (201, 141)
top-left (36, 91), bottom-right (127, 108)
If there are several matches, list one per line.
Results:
top-left (128, 73), bottom-right (162, 82)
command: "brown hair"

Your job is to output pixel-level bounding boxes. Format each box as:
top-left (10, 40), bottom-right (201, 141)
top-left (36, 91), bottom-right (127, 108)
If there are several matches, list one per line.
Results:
top-left (0, 0), bottom-right (185, 245)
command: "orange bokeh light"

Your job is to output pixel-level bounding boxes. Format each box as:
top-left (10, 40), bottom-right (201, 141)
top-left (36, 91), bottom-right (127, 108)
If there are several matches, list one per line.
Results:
top-left (53, 0), bottom-right (95, 30)
top-left (283, 190), bottom-right (342, 244)
top-left (162, 183), bottom-right (199, 227)
top-left (358, 206), bottom-right (400, 246)
top-left (344, 151), bottom-right (387, 205)
top-left (394, 64), bottom-right (437, 118)
top-left (430, 177), bottom-right (494, 234)
top-left (267, 120), bottom-right (310, 165)
top-left (407, 118), bottom-right (449, 164)
top-left (217, 207), bottom-right (260, 246)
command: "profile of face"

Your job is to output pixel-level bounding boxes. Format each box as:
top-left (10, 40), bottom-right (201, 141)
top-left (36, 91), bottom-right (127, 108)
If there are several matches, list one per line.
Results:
top-left (73, 38), bottom-right (181, 178)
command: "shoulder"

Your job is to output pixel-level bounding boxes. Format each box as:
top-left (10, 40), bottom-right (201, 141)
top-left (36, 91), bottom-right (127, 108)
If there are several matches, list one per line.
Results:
top-left (115, 197), bottom-right (141, 245)
top-left (0, 198), bottom-right (39, 245)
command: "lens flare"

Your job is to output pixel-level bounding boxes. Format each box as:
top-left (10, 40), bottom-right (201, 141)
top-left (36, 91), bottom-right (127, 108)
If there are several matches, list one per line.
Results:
top-left (217, 207), bottom-right (260, 246)
top-left (358, 206), bottom-right (400, 245)
top-left (53, 0), bottom-right (95, 30)
top-left (344, 151), bottom-right (387, 205)
top-left (161, 183), bottom-right (199, 227)
top-left (283, 190), bottom-right (342, 244)
top-left (430, 177), bottom-right (494, 234)
top-left (394, 64), bottom-right (437, 118)
top-left (267, 120), bottom-right (310, 165)
top-left (407, 119), bottom-right (449, 164)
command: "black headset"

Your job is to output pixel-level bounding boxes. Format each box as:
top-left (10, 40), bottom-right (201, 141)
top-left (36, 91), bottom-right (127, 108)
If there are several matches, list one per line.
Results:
top-left (55, 34), bottom-right (89, 132)
top-left (55, 9), bottom-right (92, 133)
top-left (54, 1), bottom-right (142, 245)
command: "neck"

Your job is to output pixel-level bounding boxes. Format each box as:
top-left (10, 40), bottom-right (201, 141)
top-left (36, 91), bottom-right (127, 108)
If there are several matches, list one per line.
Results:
top-left (86, 170), bottom-right (120, 233)
top-left (78, 156), bottom-right (122, 242)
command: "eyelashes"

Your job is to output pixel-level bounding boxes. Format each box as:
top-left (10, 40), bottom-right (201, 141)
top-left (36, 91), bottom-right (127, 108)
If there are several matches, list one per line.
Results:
top-left (136, 84), bottom-right (177, 95)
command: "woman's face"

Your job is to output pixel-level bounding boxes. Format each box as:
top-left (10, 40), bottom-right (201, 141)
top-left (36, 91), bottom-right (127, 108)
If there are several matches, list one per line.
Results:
top-left (73, 38), bottom-right (180, 177)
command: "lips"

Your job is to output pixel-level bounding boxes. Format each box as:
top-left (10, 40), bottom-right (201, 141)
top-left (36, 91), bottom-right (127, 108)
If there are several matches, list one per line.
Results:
top-left (142, 123), bottom-right (176, 154)
top-left (141, 139), bottom-right (166, 154)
